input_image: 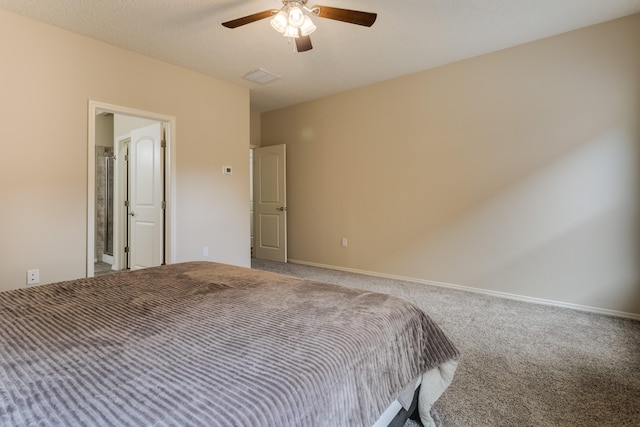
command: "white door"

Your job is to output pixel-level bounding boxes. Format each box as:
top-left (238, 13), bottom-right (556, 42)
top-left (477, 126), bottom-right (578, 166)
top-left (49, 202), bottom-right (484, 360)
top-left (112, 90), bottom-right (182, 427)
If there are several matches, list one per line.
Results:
top-left (129, 123), bottom-right (164, 270)
top-left (254, 144), bottom-right (287, 262)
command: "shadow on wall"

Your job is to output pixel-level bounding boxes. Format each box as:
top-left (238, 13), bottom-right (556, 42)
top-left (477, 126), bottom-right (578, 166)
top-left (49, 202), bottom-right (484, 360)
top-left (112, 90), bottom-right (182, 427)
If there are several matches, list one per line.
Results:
top-left (392, 123), bottom-right (640, 314)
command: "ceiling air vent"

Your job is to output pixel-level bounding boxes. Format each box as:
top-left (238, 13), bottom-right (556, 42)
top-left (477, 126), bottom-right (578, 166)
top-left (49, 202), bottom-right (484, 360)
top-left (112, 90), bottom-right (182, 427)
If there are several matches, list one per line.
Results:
top-left (242, 68), bottom-right (281, 85)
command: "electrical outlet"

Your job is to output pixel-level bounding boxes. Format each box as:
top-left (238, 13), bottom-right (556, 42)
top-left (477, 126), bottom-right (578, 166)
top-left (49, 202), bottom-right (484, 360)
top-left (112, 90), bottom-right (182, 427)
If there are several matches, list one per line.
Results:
top-left (341, 238), bottom-right (348, 247)
top-left (203, 246), bottom-right (209, 257)
top-left (26, 269), bottom-right (40, 285)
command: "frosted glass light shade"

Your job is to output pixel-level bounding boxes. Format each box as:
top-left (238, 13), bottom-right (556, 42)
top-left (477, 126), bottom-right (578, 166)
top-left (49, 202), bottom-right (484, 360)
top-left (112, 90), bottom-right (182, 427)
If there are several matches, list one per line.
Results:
top-left (283, 25), bottom-right (299, 38)
top-left (299, 16), bottom-right (316, 36)
top-left (271, 11), bottom-right (287, 33)
top-left (288, 6), bottom-right (305, 27)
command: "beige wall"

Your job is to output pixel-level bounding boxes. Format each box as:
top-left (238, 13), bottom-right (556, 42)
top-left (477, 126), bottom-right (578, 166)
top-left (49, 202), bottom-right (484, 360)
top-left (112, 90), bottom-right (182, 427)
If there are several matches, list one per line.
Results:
top-left (113, 114), bottom-right (158, 141)
top-left (0, 9), bottom-right (250, 291)
top-left (95, 114), bottom-right (114, 148)
top-left (250, 111), bottom-right (261, 147)
top-left (261, 14), bottom-right (640, 316)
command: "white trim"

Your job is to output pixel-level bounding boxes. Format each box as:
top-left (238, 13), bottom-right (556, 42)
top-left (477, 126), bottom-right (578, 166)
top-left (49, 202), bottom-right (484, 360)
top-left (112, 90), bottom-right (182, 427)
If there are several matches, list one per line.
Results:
top-left (88, 100), bottom-right (177, 278)
top-left (88, 106), bottom-right (96, 278)
top-left (288, 259), bottom-right (640, 321)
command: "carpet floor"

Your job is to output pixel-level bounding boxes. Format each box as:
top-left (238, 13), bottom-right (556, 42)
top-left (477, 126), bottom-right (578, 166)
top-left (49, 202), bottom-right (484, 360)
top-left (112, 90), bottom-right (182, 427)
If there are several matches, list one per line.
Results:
top-left (251, 259), bottom-right (640, 427)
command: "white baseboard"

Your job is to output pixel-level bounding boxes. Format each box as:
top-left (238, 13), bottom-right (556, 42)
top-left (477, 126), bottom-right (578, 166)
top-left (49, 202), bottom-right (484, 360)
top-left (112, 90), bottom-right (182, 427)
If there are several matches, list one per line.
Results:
top-left (288, 259), bottom-right (640, 321)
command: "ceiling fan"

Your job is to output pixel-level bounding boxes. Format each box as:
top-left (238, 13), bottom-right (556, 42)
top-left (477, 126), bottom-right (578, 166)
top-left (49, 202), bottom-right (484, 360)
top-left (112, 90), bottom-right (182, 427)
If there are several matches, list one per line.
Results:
top-left (221, 0), bottom-right (377, 52)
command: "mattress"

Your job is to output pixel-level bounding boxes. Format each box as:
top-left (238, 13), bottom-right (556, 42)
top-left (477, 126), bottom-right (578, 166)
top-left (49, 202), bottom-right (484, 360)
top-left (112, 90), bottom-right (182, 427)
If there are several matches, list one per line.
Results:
top-left (0, 261), bottom-right (459, 426)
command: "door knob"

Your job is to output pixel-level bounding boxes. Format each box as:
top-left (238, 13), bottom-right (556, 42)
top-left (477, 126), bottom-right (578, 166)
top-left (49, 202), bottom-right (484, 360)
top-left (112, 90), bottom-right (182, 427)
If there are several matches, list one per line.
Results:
top-left (276, 207), bottom-right (287, 212)
top-left (129, 211), bottom-right (135, 216)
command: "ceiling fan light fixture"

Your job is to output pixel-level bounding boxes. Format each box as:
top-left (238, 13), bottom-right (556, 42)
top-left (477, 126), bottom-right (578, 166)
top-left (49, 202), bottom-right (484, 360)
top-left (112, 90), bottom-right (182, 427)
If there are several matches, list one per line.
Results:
top-left (283, 25), bottom-right (299, 38)
top-left (271, 10), bottom-right (288, 33)
top-left (299, 16), bottom-right (316, 36)
top-left (222, 1), bottom-right (378, 53)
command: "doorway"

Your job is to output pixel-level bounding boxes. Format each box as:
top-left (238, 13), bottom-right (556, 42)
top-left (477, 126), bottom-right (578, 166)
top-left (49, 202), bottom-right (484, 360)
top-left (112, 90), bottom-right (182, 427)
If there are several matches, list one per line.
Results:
top-left (87, 101), bottom-right (176, 278)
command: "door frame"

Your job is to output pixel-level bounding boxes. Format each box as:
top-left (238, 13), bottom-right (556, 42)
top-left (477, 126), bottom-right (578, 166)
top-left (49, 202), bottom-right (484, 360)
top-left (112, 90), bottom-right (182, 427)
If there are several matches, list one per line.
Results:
top-left (87, 100), bottom-right (176, 277)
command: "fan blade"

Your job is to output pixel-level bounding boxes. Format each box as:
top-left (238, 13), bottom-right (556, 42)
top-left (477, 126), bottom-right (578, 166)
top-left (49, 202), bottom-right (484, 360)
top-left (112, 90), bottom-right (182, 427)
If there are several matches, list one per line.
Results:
top-left (295, 34), bottom-right (313, 52)
top-left (221, 10), bottom-right (276, 28)
top-left (310, 5), bottom-right (377, 27)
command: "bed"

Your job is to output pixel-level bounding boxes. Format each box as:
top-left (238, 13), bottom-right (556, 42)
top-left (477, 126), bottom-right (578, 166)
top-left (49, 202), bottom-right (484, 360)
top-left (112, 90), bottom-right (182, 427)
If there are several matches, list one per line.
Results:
top-left (0, 261), bottom-right (459, 426)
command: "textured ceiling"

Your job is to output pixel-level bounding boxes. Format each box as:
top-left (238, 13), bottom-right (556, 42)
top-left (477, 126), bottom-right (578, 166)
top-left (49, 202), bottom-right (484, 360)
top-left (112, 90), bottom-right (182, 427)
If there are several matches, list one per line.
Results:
top-left (1, 0), bottom-right (640, 112)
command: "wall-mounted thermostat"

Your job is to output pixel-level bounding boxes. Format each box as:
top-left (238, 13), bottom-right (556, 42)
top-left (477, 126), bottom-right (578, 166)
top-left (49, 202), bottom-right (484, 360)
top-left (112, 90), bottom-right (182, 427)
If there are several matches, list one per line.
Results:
top-left (222, 166), bottom-right (232, 175)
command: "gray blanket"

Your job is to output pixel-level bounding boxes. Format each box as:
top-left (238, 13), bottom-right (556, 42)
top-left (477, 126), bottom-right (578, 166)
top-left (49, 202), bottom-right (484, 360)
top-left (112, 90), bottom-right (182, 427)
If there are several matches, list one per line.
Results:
top-left (0, 262), bottom-right (459, 426)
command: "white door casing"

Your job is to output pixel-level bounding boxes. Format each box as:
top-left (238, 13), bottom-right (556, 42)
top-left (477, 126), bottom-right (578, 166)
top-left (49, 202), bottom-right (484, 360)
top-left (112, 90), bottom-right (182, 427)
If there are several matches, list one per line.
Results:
top-left (129, 123), bottom-right (164, 270)
top-left (254, 144), bottom-right (287, 262)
